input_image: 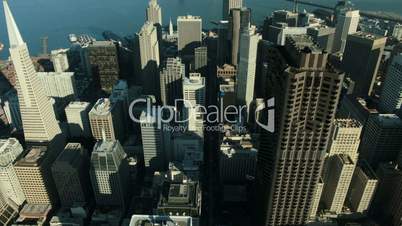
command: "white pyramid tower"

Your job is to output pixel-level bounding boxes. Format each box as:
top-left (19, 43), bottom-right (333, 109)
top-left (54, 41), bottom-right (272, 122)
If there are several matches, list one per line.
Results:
top-left (3, 0), bottom-right (61, 142)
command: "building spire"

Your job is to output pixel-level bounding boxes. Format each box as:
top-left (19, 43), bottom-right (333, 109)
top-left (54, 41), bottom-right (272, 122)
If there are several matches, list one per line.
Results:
top-left (3, 0), bottom-right (24, 48)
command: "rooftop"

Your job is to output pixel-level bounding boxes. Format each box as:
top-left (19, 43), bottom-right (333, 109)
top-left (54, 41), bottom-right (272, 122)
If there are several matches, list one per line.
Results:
top-left (66, 101), bottom-right (91, 110)
top-left (15, 146), bottom-right (47, 167)
top-left (177, 15), bottom-right (202, 20)
top-left (90, 98), bottom-right (114, 116)
top-left (286, 34), bottom-right (322, 53)
top-left (334, 119), bottom-right (362, 129)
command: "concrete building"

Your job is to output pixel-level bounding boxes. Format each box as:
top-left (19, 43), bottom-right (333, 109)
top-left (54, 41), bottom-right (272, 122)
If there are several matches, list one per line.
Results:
top-left (86, 41), bottom-right (120, 94)
top-left (346, 161), bottom-right (377, 213)
top-left (177, 15), bottom-right (202, 53)
top-left (310, 178), bottom-right (324, 219)
top-left (51, 143), bottom-right (91, 207)
top-left (359, 114), bottom-right (402, 169)
top-left (183, 73), bottom-right (206, 107)
top-left (333, 10), bottom-right (360, 52)
top-left (342, 32), bottom-right (386, 97)
top-left (0, 138), bottom-right (25, 206)
top-left (65, 101), bottom-right (92, 138)
top-left (129, 215), bottom-right (196, 226)
top-left (256, 35), bottom-right (344, 226)
top-left (0, 89), bottom-right (22, 130)
top-left (266, 23), bottom-right (308, 46)
top-left (217, 64), bottom-right (237, 80)
top-left (322, 154), bottom-right (355, 214)
top-left (160, 57), bottom-right (184, 106)
top-left (37, 72), bottom-right (76, 101)
top-left (3, 1), bottom-right (61, 142)
top-left (379, 54), bottom-right (402, 113)
top-left (90, 140), bottom-right (127, 208)
top-left (222, 0), bottom-right (243, 20)
top-left (194, 46), bottom-right (208, 70)
top-left (146, 0), bottom-right (162, 26)
top-left (89, 98), bottom-right (125, 141)
top-left (236, 26), bottom-right (261, 118)
top-left (50, 48), bottom-right (69, 72)
top-left (392, 24), bottom-right (402, 40)
top-left (307, 25), bottom-right (336, 53)
top-left (228, 7), bottom-right (250, 66)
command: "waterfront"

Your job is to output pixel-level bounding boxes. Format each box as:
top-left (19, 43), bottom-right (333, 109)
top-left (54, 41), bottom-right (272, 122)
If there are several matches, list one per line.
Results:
top-left (0, 0), bottom-right (402, 58)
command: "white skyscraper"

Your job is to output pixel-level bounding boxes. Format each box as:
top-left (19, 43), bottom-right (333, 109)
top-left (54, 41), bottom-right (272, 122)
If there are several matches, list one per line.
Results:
top-left (0, 89), bottom-right (22, 131)
top-left (236, 26), bottom-right (261, 118)
top-left (183, 73), bottom-right (206, 107)
top-left (50, 48), bottom-right (69, 73)
top-left (146, 0), bottom-right (162, 26)
top-left (169, 18), bottom-right (174, 36)
top-left (38, 72), bottom-right (77, 101)
top-left (379, 54), bottom-right (402, 113)
top-left (222, 0), bottom-right (243, 20)
top-left (3, 1), bottom-right (61, 142)
top-left (0, 138), bottom-right (25, 206)
top-left (333, 10), bottom-right (360, 52)
top-left (177, 15), bottom-right (202, 52)
top-left (65, 101), bottom-right (92, 138)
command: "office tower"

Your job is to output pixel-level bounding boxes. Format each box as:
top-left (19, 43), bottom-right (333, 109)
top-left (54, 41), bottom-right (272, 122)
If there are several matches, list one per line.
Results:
top-left (333, 10), bottom-right (360, 52)
top-left (86, 41), bottom-right (120, 94)
top-left (146, 0), bottom-right (162, 26)
top-left (309, 178), bottom-right (324, 219)
top-left (222, 0), bottom-right (243, 20)
top-left (219, 133), bottom-right (257, 183)
top-left (50, 49), bottom-right (69, 72)
top-left (65, 101), bottom-right (92, 138)
top-left (194, 46), bottom-right (208, 70)
top-left (307, 26), bottom-right (336, 53)
top-left (51, 143), bottom-right (91, 207)
top-left (0, 200), bottom-right (19, 226)
top-left (90, 140), bottom-right (128, 207)
top-left (342, 32), bottom-right (386, 97)
top-left (183, 73), bottom-right (206, 107)
top-left (322, 154), bottom-right (355, 214)
top-left (89, 98), bottom-right (124, 141)
top-left (160, 57), bottom-right (184, 106)
top-left (140, 111), bottom-right (165, 171)
top-left (266, 23), bottom-right (307, 46)
top-left (177, 15), bottom-right (202, 53)
top-left (270, 10), bottom-right (299, 27)
top-left (14, 146), bottom-right (59, 206)
top-left (184, 106), bottom-right (204, 138)
top-left (393, 24), bottom-right (402, 40)
top-left (138, 21), bottom-right (160, 95)
top-left (110, 80), bottom-right (129, 126)
top-left (37, 72), bottom-right (76, 100)
top-left (172, 133), bottom-right (203, 167)
top-left (346, 161), bottom-right (378, 213)
top-left (256, 35), bottom-right (344, 226)
top-left (359, 114), bottom-right (402, 169)
top-left (0, 138), bottom-right (25, 206)
top-left (169, 18), bottom-right (174, 36)
top-left (3, 1), bottom-right (61, 142)
top-left (236, 26), bottom-right (261, 118)
top-left (228, 7), bottom-right (251, 66)
top-left (379, 54), bottom-right (402, 113)
top-left (0, 89), bottom-right (22, 130)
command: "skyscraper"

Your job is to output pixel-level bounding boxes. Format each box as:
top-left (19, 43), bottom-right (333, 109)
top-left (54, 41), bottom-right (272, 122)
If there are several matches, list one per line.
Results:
top-left (194, 46), bottom-right (208, 71)
top-left (51, 143), bottom-right (91, 207)
top-left (236, 26), bottom-right (261, 118)
top-left (50, 48), bottom-right (70, 73)
top-left (37, 72), bottom-right (77, 101)
top-left (90, 140), bottom-right (128, 207)
top-left (183, 73), bottom-right (206, 107)
top-left (146, 0), bottom-right (162, 26)
top-left (65, 101), bottom-right (92, 138)
top-left (333, 10), bottom-right (360, 53)
top-left (307, 25), bottom-right (336, 53)
top-left (228, 7), bottom-right (250, 66)
top-left (177, 15), bottom-right (202, 53)
top-left (3, 0), bottom-right (61, 142)
top-left (222, 0), bottom-right (243, 20)
top-left (86, 41), bottom-right (120, 94)
top-left (256, 35), bottom-right (344, 225)
top-left (0, 138), bottom-right (25, 206)
top-left (342, 32), bottom-right (386, 97)
top-left (160, 57), bottom-right (185, 106)
top-left (379, 54), bottom-right (402, 113)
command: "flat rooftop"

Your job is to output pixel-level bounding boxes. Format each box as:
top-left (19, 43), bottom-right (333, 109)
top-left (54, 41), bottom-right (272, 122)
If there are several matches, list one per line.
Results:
top-left (15, 146), bottom-right (47, 167)
top-left (286, 34), bottom-right (322, 53)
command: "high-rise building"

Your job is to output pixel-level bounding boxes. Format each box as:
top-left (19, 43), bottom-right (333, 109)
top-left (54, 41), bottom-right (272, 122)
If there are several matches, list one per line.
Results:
top-left (307, 25), bottom-right (336, 53)
top-left (0, 89), bottom-right (22, 131)
top-left (160, 57), bottom-right (184, 106)
top-left (222, 0), bottom-right (243, 20)
top-left (140, 111), bottom-right (165, 171)
top-left (89, 98), bottom-right (125, 141)
top-left (50, 48), bottom-right (70, 72)
top-left (322, 154), bottom-right (355, 214)
top-left (65, 101), bottom-right (92, 138)
top-left (172, 133), bottom-right (204, 174)
top-left (0, 138), bottom-right (25, 206)
top-left (3, 1), bottom-right (61, 142)
top-left (183, 73), bottom-right (206, 107)
top-left (51, 143), bottom-right (91, 207)
top-left (309, 178), bottom-right (324, 219)
top-left (256, 35), bottom-right (344, 225)
top-left (342, 32), bottom-right (386, 97)
top-left (37, 72), bottom-right (77, 101)
top-left (379, 54), bottom-right (402, 113)
top-left (333, 10), bottom-right (360, 53)
top-left (86, 41), bottom-right (120, 94)
top-left (236, 26), bottom-right (261, 118)
top-left (146, 0), bottom-right (162, 26)
top-left (228, 7), bottom-right (250, 66)
top-left (177, 15), bottom-right (202, 53)
top-left (194, 46), bottom-right (208, 70)
top-left (359, 114), bottom-right (402, 169)
top-left (90, 140), bottom-right (128, 207)
top-left (346, 161), bottom-right (377, 213)
top-left (14, 146), bottom-right (59, 206)
top-left (393, 24), bottom-right (402, 40)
